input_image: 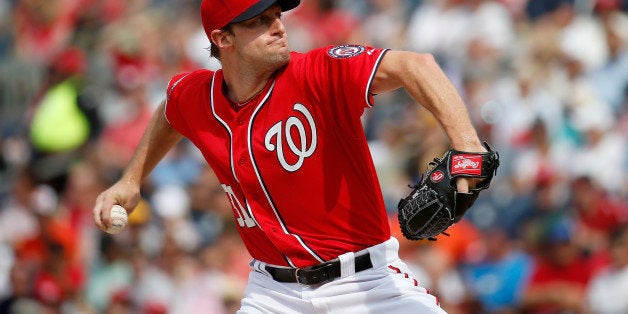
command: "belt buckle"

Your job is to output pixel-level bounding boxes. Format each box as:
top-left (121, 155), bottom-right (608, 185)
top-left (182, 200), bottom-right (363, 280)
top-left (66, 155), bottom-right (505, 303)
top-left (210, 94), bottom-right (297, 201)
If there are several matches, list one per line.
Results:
top-left (294, 266), bottom-right (317, 286)
top-left (294, 267), bottom-right (309, 286)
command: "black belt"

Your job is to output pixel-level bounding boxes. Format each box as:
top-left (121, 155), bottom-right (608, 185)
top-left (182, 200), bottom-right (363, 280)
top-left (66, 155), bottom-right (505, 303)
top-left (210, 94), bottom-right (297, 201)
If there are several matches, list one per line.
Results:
top-left (265, 252), bottom-right (373, 285)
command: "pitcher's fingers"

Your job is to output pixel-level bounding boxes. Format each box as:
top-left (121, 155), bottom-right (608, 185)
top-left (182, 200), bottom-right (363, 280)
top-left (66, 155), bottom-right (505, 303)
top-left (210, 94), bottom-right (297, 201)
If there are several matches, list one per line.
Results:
top-left (93, 195), bottom-right (106, 230)
top-left (100, 198), bottom-right (115, 229)
top-left (456, 178), bottom-right (470, 193)
top-left (457, 177), bottom-right (484, 193)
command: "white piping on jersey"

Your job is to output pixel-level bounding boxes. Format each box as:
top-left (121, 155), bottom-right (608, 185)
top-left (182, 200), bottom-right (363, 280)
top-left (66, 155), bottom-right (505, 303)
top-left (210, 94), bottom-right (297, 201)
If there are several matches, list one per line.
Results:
top-left (365, 49), bottom-right (390, 108)
top-left (209, 73), bottom-right (240, 184)
top-left (163, 72), bottom-right (192, 125)
top-left (163, 101), bottom-right (171, 125)
top-left (208, 73), bottom-right (262, 229)
top-left (248, 81), bottom-right (325, 266)
top-left (209, 72), bottom-right (322, 266)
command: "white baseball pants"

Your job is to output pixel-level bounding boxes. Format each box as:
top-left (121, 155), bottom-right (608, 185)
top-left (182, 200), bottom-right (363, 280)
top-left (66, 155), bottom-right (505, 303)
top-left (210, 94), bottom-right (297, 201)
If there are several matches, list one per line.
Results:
top-left (238, 237), bottom-right (447, 313)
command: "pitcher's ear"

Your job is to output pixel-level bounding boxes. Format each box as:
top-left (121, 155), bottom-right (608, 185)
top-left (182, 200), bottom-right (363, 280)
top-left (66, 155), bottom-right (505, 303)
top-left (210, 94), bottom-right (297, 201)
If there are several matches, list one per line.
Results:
top-left (210, 29), bottom-right (233, 49)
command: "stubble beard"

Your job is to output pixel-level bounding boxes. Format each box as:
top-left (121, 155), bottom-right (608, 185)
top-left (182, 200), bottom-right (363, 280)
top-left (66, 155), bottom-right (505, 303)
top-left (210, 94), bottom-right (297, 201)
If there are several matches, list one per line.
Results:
top-left (259, 48), bottom-right (290, 73)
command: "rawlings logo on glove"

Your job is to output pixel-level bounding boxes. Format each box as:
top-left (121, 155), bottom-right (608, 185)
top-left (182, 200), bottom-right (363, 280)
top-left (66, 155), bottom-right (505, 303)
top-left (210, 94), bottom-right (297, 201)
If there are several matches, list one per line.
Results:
top-left (397, 142), bottom-right (500, 241)
top-left (451, 155), bottom-right (481, 174)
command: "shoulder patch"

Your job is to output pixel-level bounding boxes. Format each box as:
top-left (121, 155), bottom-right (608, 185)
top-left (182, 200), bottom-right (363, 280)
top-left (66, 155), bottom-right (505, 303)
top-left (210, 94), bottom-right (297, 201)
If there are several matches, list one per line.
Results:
top-left (327, 45), bottom-right (366, 59)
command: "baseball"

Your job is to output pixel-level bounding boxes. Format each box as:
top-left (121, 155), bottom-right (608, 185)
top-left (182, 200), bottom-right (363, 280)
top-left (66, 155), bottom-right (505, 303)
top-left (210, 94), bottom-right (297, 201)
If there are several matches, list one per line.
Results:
top-left (105, 205), bottom-right (128, 234)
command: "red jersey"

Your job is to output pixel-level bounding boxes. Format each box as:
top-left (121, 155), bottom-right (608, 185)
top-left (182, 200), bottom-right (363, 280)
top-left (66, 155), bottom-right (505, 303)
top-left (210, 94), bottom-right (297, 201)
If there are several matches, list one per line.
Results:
top-left (165, 45), bottom-right (390, 267)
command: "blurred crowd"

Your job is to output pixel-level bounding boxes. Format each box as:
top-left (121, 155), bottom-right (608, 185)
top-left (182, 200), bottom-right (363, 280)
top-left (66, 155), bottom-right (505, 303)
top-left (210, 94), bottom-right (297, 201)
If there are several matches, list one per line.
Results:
top-left (1, 0), bottom-right (628, 313)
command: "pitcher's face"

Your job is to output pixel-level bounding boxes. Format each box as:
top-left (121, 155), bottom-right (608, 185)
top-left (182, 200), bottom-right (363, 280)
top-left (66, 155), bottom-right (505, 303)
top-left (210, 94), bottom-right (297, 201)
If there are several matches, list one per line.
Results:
top-left (231, 4), bottom-right (290, 70)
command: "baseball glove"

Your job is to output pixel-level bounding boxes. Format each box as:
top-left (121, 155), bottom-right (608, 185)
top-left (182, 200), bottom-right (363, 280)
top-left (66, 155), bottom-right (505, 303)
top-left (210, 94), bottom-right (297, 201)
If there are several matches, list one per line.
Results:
top-left (397, 142), bottom-right (499, 241)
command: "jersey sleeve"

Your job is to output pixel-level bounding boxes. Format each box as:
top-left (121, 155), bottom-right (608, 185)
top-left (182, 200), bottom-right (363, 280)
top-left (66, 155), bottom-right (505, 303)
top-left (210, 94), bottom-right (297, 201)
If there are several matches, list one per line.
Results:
top-left (164, 72), bottom-right (192, 137)
top-left (164, 70), bottom-right (214, 139)
top-left (304, 45), bottom-right (389, 119)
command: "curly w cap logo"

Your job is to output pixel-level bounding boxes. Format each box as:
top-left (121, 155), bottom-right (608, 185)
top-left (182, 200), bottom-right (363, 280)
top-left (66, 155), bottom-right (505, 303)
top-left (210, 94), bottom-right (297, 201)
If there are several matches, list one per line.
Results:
top-left (450, 154), bottom-right (482, 175)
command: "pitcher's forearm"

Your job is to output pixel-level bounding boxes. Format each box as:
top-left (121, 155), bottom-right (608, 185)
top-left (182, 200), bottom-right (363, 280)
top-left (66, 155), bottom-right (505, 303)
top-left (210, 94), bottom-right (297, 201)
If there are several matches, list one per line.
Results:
top-left (121, 101), bottom-right (183, 185)
top-left (373, 51), bottom-right (482, 151)
top-left (406, 60), bottom-right (481, 151)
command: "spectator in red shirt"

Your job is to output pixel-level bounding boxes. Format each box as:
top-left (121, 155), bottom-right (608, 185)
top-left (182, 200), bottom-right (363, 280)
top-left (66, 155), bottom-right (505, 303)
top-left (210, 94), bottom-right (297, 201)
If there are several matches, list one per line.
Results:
top-left (570, 175), bottom-right (628, 254)
top-left (521, 218), bottom-right (594, 313)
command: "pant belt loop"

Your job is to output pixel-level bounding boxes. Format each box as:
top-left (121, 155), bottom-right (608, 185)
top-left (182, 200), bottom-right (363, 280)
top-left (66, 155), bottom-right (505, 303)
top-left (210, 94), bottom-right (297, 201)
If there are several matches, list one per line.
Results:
top-left (338, 251), bottom-right (355, 278)
top-left (253, 259), bottom-right (272, 277)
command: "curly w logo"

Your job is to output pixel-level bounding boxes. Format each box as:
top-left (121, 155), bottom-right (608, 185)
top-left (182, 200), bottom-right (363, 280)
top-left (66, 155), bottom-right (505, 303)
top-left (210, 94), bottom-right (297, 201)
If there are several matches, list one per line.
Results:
top-left (264, 103), bottom-right (317, 172)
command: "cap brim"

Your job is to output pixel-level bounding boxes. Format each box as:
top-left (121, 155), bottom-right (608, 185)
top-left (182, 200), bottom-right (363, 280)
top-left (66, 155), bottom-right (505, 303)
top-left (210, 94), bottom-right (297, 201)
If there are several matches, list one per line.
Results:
top-left (231, 0), bottom-right (300, 24)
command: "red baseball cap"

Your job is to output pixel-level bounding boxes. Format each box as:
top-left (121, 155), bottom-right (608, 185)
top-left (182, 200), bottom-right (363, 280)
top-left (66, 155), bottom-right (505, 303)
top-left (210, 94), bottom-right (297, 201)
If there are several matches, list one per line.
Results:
top-left (201, 0), bottom-right (300, 38)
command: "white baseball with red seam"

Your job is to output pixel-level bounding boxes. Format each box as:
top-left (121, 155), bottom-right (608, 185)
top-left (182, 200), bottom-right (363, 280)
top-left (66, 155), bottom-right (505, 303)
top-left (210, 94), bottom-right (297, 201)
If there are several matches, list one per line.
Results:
top-left (105, 205), bottom-right (128, 234)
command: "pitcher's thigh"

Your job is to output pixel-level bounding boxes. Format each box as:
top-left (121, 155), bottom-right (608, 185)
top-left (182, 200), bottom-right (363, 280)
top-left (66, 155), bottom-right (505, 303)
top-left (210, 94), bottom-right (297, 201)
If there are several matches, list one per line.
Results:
top-left (238, 271), bottom-right (315, 314)
top-left (313, 262), bottom-right (447, 314)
